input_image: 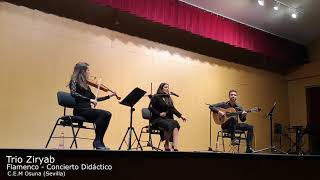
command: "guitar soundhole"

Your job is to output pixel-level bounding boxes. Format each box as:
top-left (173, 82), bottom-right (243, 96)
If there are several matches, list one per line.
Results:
top-left (219, 117), bottom-right (223, 122)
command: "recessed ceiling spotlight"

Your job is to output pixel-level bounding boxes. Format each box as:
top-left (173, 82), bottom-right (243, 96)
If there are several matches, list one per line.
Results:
top-left (255, 0), bottom-right (301, 19)
top-left (291, 12), bottom-right (297, 18)
top-left (258, 0), bottom-right (264, 6)
top-left (273, 2), bottom-right (279, 11)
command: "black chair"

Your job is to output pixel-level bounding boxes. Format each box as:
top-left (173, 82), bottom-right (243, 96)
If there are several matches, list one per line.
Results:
top-left (137, 108), bottom-right (163, 151)
top-left (216, 129), bottom-right (247, 153)
top-left (45, 91), bottom-right (95, 149)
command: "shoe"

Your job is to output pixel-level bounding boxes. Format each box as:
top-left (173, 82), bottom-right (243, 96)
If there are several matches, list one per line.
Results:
top-left (61, 119), bottom-right (72, 126)
top-left (77, 121), bottom-right (84, 127)
top-left (172, 145), bottom-right (178, 152)
top-left (164, 144), bottom-right (171, 151)
top-left (231, 139), bottom-right (240, 146)
top-left (93, 139), bottom-right (107, 150)
top-left (245, 147), bottom-right (255, 153)
top-left (104, 145), bottom-right (111, 151)
top-left (101, 143), bottom-right (110, 150)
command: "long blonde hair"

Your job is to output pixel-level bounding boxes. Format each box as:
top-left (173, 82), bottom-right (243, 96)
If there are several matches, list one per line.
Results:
top-left (69, 62), bottom-right (89, 90)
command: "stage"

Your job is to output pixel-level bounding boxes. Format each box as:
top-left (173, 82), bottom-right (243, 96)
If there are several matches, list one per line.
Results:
top-left (1, 149), bottom-right (319, 179)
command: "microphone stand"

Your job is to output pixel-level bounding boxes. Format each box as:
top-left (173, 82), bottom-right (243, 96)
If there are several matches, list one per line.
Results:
top-left (255, 102), bottom-right (287, 154)
top-left (207, 104), bottom-right (219, 152)
top-left (208, 108), bottom-right (213, 151)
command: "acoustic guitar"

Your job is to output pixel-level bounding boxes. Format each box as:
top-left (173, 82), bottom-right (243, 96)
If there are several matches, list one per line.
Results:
top-left (212, 107), bottom-right (261, 125)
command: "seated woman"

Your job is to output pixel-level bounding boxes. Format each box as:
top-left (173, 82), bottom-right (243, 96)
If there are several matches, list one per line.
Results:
top-left (149, 83), bottom-right (187, 151)
top-left (69, 62), bottom-right (117, 150)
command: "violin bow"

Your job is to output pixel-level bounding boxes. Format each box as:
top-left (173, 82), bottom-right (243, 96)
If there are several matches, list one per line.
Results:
top-left (94, 77), bottom-right (102, 108)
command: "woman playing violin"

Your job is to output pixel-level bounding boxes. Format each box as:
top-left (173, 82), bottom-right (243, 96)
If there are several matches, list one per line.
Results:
top-left (69, 62), bottom-right (117, 150)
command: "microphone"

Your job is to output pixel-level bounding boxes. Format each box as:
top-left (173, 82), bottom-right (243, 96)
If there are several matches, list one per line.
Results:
top-left (266, 102), bottom-right (276, 118)
top-left (170, 92), bottom-right (179, 97)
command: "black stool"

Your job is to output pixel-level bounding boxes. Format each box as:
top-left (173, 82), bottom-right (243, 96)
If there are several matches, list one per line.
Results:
top-left (216, 129), bottom-right (247, 153)
top-left (45, 91), bottom-right (95, 149)
top-left (137, 108), bottom-right (162, 151)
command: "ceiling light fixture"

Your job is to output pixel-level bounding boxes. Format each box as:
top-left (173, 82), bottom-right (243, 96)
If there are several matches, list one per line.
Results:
top-left (291, 12), bottom-right (297, 19)
top-left (258, 0), bottom-right (302, 19)
top-left (258, 0), bottom-right (264, 6)
top-left (273, 2), bottom-right (279, 11)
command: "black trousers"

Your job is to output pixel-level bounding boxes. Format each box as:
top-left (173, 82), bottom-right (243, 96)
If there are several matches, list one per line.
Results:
top-left (221, 116), bottom-right (254, 148)
top-left (74, 108), bottom-right (112, 142)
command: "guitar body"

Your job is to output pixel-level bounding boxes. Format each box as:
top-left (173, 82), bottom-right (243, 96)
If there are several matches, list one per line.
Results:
top-left (212, 107), bottom-right (237, 125)
top-left (211, 106), bottom-right (261, 125)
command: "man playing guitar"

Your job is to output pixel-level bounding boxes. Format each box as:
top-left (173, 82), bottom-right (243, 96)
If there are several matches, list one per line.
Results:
top-left (210, 90), bottom-right (255, 153)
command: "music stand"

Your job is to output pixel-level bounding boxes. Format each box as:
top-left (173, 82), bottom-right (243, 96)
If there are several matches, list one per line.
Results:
top-left (255, 102), bottom-right (287, 154)
top-left (118, 87), bottom-right (146, 150)
top-left (286, 126), bottom-right (305, 154)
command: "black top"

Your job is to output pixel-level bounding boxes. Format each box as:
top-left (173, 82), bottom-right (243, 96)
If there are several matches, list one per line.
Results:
top-left (149, 94), bottom-right (182, 121)
top-left (209, 101), bottom-right (246, 122)
top-left (70, 80), bottom-right (110, 110)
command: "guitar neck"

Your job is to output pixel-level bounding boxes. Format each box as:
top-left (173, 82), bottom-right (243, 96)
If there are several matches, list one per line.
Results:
top-left (227, 110), bottom-right (251, 116)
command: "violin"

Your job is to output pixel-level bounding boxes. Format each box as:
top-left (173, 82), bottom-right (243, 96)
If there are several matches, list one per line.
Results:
top-left (87, 78), bottom-right (121, 100)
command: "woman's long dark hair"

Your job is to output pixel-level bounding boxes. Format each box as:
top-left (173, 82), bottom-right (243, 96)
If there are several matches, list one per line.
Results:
top-left (69, 62), bottom-right (89, 90)
top-left (156, 83), bottom-right (173, 107)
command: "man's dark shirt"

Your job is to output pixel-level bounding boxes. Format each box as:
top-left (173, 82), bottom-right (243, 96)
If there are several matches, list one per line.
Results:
top-left (209, 101), bottom-right (246, 122)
